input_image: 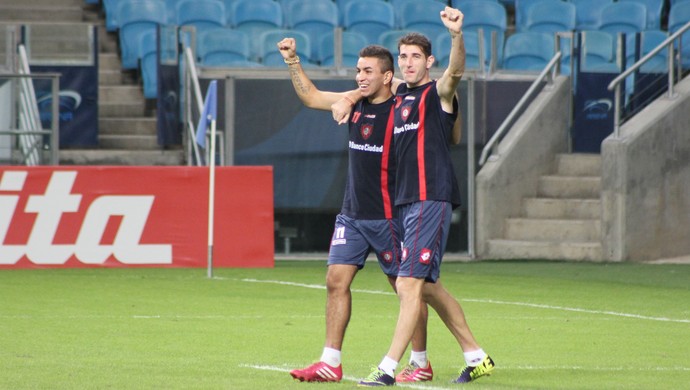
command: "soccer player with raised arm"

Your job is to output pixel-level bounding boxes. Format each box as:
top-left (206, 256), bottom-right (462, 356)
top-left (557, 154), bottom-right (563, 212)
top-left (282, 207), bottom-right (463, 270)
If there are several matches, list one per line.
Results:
top-left (277, 39), bottom-right (435, 384)
top-left (332, 6), bottom-right (495, 387)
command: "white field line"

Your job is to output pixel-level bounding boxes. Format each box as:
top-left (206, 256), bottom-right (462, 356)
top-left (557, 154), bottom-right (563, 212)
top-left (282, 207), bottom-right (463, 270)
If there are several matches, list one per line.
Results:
top-left (234, 278), bottom-right (690, 324)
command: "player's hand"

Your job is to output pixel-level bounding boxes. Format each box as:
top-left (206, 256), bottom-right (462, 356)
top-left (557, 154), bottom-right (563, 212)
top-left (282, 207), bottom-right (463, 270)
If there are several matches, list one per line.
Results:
top-left (277, 38), bottom-right (297, 60)
top-left (331, 98), bottom-right (353, 125)
top-left (440, 7), bottom-right (463, 34)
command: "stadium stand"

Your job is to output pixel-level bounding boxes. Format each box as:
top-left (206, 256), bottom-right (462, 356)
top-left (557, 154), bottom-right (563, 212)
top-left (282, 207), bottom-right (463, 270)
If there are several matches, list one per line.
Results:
top-left (175, 0), bottom-right (226, 35)
top-left (258, 29), bottom-right (314, 66)
top-left (118, 0), bottom-right (167, 69)
top-left (285, 0), bottom-right (339, 59)
top-left (523, 1), bottom-right (576, 33)
top-left (515, 0), bottom-right (562, 32)
top-left (318, 31), bottom-right (368, 67)
top-left (618, 0), bottom-right (665, 30)
top-left (230, 0), bottom-right (284, 59)
top-left (139, 31), bottom-right (159, 99)
top-left (502, 31), bottom-right (555, 71)
top-left (598, 2), bottom-right (648, 35)
top-left (343, 0), bottom-right (395, 44)
top-left (396, 0), bottom-right (448, 43)
top-left (196, 28), bottom-right (258, 67)
top-left (378, 29), bottom-right (415, 56)
top-left (625, 30), bottom-right (668, 71)
top-left (568, 0), bottom-right (614, 31)
top-left (462, 0), bottom-right (507, 67)
top-left (668, 0), bottom-right (690, 67)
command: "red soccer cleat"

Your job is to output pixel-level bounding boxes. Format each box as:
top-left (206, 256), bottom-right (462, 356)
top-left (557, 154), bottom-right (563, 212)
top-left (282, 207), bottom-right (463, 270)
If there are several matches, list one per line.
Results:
top-left (395, 361), bottom-right (433, 383)
top-left (290, 361), bottom-right (343, 382)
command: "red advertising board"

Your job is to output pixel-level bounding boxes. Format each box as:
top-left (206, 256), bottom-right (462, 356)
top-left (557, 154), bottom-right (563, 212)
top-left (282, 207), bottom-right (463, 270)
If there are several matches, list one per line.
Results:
top-left (0, 166), bottom-right (274, 268)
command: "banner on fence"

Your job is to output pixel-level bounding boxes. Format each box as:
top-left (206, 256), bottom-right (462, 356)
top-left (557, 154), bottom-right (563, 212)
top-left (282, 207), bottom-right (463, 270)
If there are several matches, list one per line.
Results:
top-left (0, 166), bottom-right (274, 269)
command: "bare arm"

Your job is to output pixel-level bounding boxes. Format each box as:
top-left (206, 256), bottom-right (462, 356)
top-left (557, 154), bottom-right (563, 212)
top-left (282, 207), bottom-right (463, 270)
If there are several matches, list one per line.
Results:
top-left (436, 7), bottom-right (466, 114)
top-left (277, 38), bottom-right (355, 111)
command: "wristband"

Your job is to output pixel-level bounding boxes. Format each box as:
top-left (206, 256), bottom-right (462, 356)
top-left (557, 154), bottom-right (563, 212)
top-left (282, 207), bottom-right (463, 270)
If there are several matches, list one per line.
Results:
top-left (343, 95), bottom-right (355, 106)
top-left (284, 56), bottom-right (300, 65)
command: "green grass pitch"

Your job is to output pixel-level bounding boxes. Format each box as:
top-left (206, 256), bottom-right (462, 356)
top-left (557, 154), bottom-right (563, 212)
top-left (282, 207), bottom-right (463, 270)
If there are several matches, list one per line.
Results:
top-left (1, 260), bottom-right (689, 389)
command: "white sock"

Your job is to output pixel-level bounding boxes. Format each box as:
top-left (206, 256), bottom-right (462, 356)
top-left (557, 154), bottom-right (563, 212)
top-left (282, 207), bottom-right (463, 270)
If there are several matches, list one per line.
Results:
top-left (410, 350), bottom-right (428, 368)
top-left (320, 347), bottom-right (341, 367)
top-left (464, 348), bottom-right (487, 367)
top-left (378, 356), bottom-right (398, 377)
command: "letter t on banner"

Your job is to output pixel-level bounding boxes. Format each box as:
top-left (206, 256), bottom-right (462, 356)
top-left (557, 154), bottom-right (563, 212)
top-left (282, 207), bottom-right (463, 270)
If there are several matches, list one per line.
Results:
top-left (195, 80), bottom-right (218, 278)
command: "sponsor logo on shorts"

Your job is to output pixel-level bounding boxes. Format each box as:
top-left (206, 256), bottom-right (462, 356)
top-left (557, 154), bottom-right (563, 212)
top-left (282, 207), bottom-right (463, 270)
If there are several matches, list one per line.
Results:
top-left (331, 226), bottom-right (346, 246)
top-left (381, 251), bottom-right (393, 263)
top-left (420, 248), bottom-right (432, 264)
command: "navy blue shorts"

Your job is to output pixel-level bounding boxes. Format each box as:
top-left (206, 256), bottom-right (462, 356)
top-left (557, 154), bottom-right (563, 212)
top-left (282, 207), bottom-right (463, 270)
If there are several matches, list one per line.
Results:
top-left (398, 200), bottom-right (452, 282)
top-left (327, 213), bottom-right (402, 277)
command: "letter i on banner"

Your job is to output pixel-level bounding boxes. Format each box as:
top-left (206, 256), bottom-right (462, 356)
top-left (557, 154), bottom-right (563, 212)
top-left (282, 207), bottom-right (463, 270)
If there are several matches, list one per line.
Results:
top-left (196, 80), bottom-right (218, 278)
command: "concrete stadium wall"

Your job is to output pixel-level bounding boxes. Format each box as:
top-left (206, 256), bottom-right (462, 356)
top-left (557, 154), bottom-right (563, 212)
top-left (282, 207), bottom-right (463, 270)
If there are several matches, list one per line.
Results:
top-left (601, 76), bottom-right (690, 261)
top-left (475, 76), bottom-right (571, 257)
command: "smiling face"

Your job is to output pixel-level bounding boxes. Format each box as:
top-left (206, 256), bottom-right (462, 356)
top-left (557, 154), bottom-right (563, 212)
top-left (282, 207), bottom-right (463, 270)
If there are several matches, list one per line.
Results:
top-left (398, 44), bottom-right (435, 87)
top-left (355, 56), bottom-right (393, 104)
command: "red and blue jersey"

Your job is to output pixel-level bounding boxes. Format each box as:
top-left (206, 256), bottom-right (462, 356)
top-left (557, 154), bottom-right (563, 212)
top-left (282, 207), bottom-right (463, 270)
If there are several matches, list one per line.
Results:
top-left (341, 96), bottom-right (397, 220)
top-left (393, 81), bottom-right (462, 208)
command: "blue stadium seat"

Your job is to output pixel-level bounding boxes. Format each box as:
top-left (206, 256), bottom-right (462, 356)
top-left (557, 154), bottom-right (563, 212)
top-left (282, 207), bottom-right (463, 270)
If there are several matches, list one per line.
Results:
top-left (619, 0), bottom-right (665, 30)
top-left (197, 28), bottom-right (253, 66)
top-left (176, 0), bottom-right (226, 34)
top-left (515, 0), bottom-right (561, 32)
top-left (344, 0), bottom-right (396, 45)
top-left (164, 0), bottom-right (181, 24)
top-left (523, 1), bottom-right (576, 33)
top-left (103, 0), bottom-right (119, 31)
top-left (502, 31), bottom-right (555, 71)
top-left (625, 30), bottom-right (668, 72)
top-left (229, 0), bottom-right (284, 59)
top-left (435, 30), bottom-right (486, 70)
top-left (397, 0), bottom-right (448, 43)
top-left (139, 31), bottom-right (159, 99)
top-left (286, 0), bottom-right (339, 59)
top-left (258, 29), bottom-right (314, 67)
top-left (118, 0), bottom-right (167, 69)
top-left (318, 31), bottom-right (368, 67)
top-left (568, 0), bottom-right (614, 31)
top-left (378, 29), bottom-right (416, 56)
top-left (452, 0), bottom-right (500, 10)
top-left (336, 0), bottom-right (388, 25)
top-left (461, 0), bottom-right (507, 66)
top-left (668, 1), bottom-right (690, 68)
top-left (598, 2), bottom-right (647, 36)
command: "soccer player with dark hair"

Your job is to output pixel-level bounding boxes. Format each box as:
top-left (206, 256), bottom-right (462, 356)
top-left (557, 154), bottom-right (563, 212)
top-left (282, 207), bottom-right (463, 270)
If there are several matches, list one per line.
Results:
top-left (332, 6), bottom-right (495, 387)
top-left (277, 39), bottom-right (434, 384)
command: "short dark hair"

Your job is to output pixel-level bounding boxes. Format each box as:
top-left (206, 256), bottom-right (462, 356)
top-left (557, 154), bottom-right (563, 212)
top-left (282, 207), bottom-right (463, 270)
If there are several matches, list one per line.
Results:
top-left (359, 45), bottom-right (395, 74)
top-left (398, 32), bottom-right (432, 58)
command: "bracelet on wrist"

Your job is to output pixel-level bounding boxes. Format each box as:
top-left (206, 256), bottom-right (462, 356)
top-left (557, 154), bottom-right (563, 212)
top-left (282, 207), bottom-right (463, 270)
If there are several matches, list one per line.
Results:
top-left (343, 96), bottom-right (355, 106)
top-left (284, 56), bottom-right (300, 65)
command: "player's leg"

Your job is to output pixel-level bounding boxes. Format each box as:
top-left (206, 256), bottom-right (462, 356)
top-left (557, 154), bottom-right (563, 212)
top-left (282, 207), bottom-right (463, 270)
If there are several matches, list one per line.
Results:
top-left (290, 214), bottom-right (369, 383)
top-left (324, 264), bottom-right (358, 351)
top-left (360, 202), bottom-right (438, 386)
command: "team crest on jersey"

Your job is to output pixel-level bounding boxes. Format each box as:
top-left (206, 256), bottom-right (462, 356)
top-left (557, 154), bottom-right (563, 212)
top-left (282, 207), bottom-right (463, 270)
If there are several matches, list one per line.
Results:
top-left (420, 248), bottom-right (432, 264)
top-left (381, 251), bottom-right (393, 263)
top-left (401, 106), bottom-right (411, 122)
top-left (360, 124), bottom-right (373, 140)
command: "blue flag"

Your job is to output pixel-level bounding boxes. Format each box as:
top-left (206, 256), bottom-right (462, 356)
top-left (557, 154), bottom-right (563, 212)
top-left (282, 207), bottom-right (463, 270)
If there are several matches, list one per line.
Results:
top-left (195, 80), bottom-right (218, 148)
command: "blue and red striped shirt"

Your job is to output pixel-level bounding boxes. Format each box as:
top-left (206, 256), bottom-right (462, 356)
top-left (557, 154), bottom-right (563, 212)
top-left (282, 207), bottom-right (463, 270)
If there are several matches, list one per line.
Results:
top-left (341, 97), bottom-right (397, 220)
top-left (393, 81), bottom-right (462, 208)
